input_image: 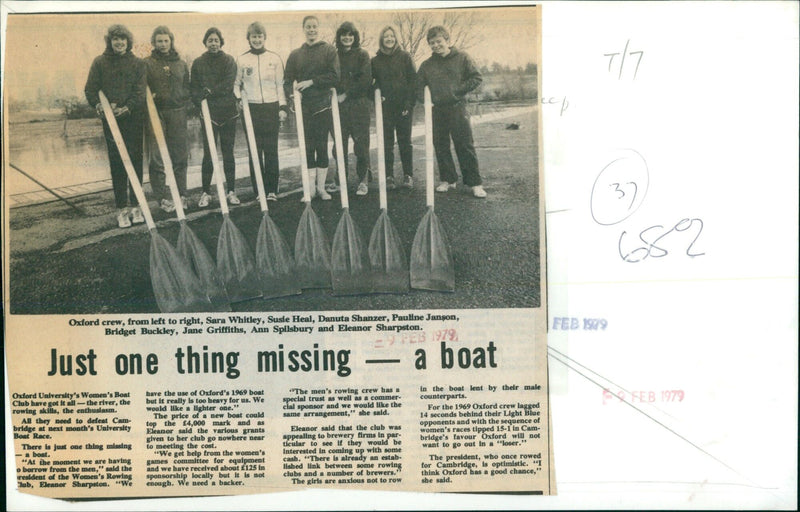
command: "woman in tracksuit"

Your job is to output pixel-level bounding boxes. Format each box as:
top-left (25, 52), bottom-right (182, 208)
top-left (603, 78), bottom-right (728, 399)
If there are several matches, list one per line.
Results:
top-left (191, 27), bottom-right (240, 208)
top-left (372, 25), bottom-right (417, 190)
top-left (333, 21), bottom-right (372, 196)
top-left (85, 24), bottom-right (147, 228)
top-left (235, 21), bottom-right (288, 202)
top-left (283, 15), bottom-right (340, 201)
top-left (144, 25), bottom-right (191, 212)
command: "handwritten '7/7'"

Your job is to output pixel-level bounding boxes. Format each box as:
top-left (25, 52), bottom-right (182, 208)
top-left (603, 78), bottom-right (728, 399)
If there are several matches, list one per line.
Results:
top-left (604, 39), bottom-right (643, 80)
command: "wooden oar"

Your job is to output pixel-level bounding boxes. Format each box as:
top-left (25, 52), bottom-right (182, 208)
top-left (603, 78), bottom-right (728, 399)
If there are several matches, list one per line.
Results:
top-left (368, 88), bottom-right (409, 293)
top-left (410, 86), bottom-right (455, 292)
top-left (98, 91), bottom-right (212, 312)
top-left (292, 83), bottom-right (331, 289)
top-left (200, 99), bottom-right (262, 302)
top-left (240, 90), bottom-right (300, 298)
top-left (330, 88), bottom-right (369, 295)
top-left (145, 87), bottom-right (230, 311)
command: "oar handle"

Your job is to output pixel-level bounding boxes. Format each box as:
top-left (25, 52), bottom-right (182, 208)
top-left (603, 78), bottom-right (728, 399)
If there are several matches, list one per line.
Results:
top-left (374, 88), bottom-right (387, 211)
top-left (98, 91), bottom-right (156, 229)
top-left (293, 82), bottom-right (311, 203)
top-left (142, 124), bottom-right (149, 183)
top-left (330, 88), bottom-right (349, 209)
top-left (240, 90), bottom-right (269, 212)
top-left (424, 86), bottom-right (434, 208)
top-left (145, 86), bottom-right (186, 220)
top-left (200, 99), bottom-right (230, 215)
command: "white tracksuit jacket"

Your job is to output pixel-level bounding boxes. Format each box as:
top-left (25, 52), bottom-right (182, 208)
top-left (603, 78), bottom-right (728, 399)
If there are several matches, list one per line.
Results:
top-left (234, 49), bottom-right (287, 106)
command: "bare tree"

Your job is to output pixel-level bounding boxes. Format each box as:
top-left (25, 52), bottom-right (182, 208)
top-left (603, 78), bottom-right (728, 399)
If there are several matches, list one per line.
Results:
top-left (325, 14), bottom-right (374, 51)
top-left (391, 11), bottom-right (484, 65)
top-left (391, 12), bottom-right (431, 64)
top-left (441, 12), bottom-right (484, 54)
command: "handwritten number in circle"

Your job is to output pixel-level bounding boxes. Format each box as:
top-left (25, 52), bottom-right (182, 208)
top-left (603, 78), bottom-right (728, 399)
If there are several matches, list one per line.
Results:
top-left (590, 149), bottom-right (649, 226)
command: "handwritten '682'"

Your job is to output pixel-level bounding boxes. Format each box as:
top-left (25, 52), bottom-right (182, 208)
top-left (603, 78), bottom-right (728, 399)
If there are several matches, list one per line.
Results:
top-left (590, 149), bottom-right (705, 263)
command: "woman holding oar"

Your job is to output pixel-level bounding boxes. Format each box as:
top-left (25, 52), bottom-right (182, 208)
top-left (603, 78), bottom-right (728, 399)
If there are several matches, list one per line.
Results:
top-left (84, 24), bottom-right (146, 228)
top-left (191, 27), bottom-right (240, 209)
top-left (284, 15), bottom-right (340, 201)
top-left (144, 25), bottom-right (191, 212)
top-left (234, 21), bottom-right (288, 202)
top-left (372, 25), bottom-right (417, 191)
top-left (332, 21), bottom-right (372, 197)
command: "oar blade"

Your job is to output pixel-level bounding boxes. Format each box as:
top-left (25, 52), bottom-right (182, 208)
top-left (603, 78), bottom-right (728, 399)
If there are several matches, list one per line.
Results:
top-left (294, 203), bottom-right (331, 289)
top-left (177, 222), bottom-right (231, 311)
top-left (256, 213), bottom-right (302, 299)
top-left (216, 215), bottom-right (262, 302)
top-left (149, 231), bottom-right (215, 312)
top-left (368, 210), bottom-right (409, 294)
top-left (331, 209), bottom-right (370, 295)
top-left (410, 208), bottom-right (455, 292)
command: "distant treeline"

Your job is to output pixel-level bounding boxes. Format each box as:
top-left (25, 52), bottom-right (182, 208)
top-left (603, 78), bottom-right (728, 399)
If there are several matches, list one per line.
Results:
top-left (10, 65), bottom-right (538, 122)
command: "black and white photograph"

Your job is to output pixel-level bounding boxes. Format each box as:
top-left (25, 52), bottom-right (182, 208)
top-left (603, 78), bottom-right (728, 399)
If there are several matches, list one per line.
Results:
top-left (4, 6), bottom-right (542, 314)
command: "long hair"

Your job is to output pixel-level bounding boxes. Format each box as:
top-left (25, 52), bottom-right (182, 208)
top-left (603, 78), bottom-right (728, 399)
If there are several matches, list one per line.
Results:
top-left (151, 26), bottom-right (176, 52)
top-left (378, 26), bottom-right (398, 54)
top-left (104, 24), bottom-right (134, 53)
top-left (335, 21), bottom-right (361, 50)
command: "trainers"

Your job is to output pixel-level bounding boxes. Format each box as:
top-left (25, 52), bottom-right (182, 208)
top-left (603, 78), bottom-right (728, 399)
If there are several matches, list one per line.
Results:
top-left (386, 176), bottom-right (396, 190)
top-left (198, 192), bottom-right (212, 208)
top-left (227, 191), bottom-right (240, 205)
top-left (356, 182), bottom-right (368, 196)
top-left (160, 198), bottom-right (175, 213)
top-left (130, 206), bottom-right (145, 224)
top-left (116, 208), bottom-right (131, 228)
top-left (436, 181), bottom-right (457, 193)
top-left (325, 182), bottom-right (340, 193)
top-left (403, 175), bottom-right (414, 189)
top-left (267, 192), bottom-right (278, 202)
top-left (472, 185), bottom-right (487, 198)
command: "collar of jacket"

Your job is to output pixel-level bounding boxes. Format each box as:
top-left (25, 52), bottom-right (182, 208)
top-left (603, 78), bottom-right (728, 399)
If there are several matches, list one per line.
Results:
top-left (432, 47), bottom-right (458, 60)
top-left (151, 49), bottom-right (180, 61)
top-left (103, 49), bottom-right (134, 58)
top-left (378, 46), bottom-right (397, 56)
top-left (249, 47), bottom-right (267, 55)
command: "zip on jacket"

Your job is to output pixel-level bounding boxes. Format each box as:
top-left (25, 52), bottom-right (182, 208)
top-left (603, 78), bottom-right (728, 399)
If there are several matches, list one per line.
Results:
top-left (235, 49), bottom-right (287, 106)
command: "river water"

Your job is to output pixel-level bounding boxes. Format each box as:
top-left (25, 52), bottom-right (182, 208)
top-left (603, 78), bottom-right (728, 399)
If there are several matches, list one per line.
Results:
top-left (7, 101), bottom-right (531, 197)
top-left (6, 117), bottom-right (299, 196)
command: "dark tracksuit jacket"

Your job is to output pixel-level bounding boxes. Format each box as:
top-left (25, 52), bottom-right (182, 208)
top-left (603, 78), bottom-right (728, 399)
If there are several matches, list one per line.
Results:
top-left (335, 46), bottom-right (372, 182)
top-left (144, 49), bottom-right (191, 198)
top-left (190, 50), bottom-right (238, 194)
top-left (85, 48), bottom-right (146, 208)
top-left (372, 48), bottom-right (416, 176)
top-left (284, 41), bottom-right (340, 169)
top-left (416, 47), bottom-right (483, 186)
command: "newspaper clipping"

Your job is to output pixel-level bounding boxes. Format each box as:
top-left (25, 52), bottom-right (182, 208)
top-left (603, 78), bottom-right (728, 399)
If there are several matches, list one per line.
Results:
top-left (3, 4), bottom-right (552, 499)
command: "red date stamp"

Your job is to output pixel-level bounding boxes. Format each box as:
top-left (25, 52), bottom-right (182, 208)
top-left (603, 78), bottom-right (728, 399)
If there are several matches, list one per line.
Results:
top-left (602, 389), bottom-right (684, 405)
top-left (373, 329), bottom-right (458, 349)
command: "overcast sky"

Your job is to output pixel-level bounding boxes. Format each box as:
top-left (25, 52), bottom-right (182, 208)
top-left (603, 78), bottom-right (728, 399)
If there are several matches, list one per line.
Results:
top-left (4, 6), bottom-right (538, 104)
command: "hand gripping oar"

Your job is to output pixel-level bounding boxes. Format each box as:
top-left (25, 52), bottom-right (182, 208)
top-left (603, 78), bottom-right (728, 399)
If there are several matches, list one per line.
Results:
top-left (98, 91), bottom-right (212, 312)
top-left (200, 99), bottom-right (262, 302)
top-left (145, 88), bottom-right (231, 311)
top-left (292, 83), bottom-right (331, 289)
top-left (240, 90), bottom-right (301, 299)
top-left (329, 88), bottom-right (370, 295)
top-left (410, 86), bottom-right (455, 292)
top-left (368, 88), bottom-right (409, 294)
